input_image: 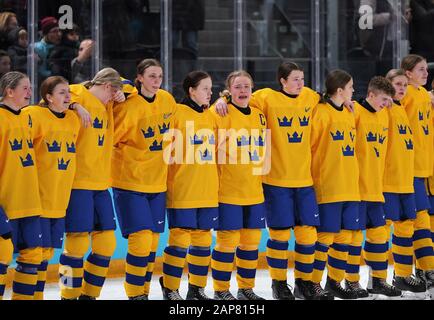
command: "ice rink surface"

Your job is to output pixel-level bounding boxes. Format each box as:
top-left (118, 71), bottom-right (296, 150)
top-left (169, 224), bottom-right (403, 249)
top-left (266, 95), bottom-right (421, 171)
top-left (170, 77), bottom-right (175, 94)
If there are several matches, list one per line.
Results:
top-left (3, 266), bottom-right (430, 300)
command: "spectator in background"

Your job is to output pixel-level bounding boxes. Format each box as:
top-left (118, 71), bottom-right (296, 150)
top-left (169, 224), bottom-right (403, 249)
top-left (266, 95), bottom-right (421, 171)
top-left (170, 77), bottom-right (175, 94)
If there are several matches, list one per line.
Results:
top-left (71, 39), bottom-right (93, 84)
top-left (410, 0), bottom-right (434, 88)
top-left (410, 0), bottom-right (434, 61)
top-left (0, 11), bottom-right (19, 50)
top-left (35, 16), bottom-right (61, 82)
top-left (7, 27), bottom-right (27, 73)
top-left (0, 50), bottom-right (11, 78)
top-left (48, 24), bottom-right (80, 81)
top-left (172, 0), bottom-right (205, 59)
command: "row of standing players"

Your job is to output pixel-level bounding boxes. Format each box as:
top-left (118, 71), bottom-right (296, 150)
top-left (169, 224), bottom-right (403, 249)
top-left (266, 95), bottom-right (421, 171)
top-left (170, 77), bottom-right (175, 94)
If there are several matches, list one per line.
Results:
top-left (0, 55), bottom-right (433, 301)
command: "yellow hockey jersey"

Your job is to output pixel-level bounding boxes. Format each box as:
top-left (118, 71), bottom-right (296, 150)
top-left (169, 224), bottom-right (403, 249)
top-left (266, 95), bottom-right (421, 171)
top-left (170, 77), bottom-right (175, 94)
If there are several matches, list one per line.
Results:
top-left (383, 101), bottom-right (415, 193)
top-left (166, 101), bottom-right (219, 209)
top-left (250, 87), bottom-right (320, 188)
top-left (0, 105), bottom-right (42, 219)
top-left (311, 101), bottom-right (360, 204)
top-left (354, 101), bottom-right (389, 202)
top-left (69, 84), bottom-right (114, 190)
top-left (112, 89), bottom-right (177, 193)
top-left (210, 103), bottom-right (267, 205)
top-left (401, 85), bottom-right (433, 178)
top-left (22, 106), bottom-right (80, 218)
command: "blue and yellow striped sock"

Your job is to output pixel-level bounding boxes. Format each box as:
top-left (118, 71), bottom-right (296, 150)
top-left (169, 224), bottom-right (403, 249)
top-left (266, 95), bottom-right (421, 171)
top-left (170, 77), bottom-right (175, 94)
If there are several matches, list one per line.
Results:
top-left (12, 262), bottom-right (39, 300)
top-left (188, 246), bottom-right (211, 288)
top-left (430, 216), bottom-right (434, 244)
top-left (266, 229), bottom-right (291, 281)
top-left (144, 233), bottom-right (160, 295)
top-left (188, 230), bottom-right (212, 288)
top-left (363, 227), bottom-right (388, 280)
top-left (124, 230), bottom-right (152, 298)
top-left (312, 243), bottom-right (330, 283)
top-left (125, 253), bottom-right (148, 298)
top-left (59, 254), bottom-right (84, 299)
top-left (82, 253), bottom-right (111, 298)
top-left (293, 226), bottom-right (317, 281)
top-left (236, 248), bottom-right (258, 289)
top-left (364, 242), bottom-right (388, 279)
top-left (0, 264), bottom-right (8, 300)
top-left (163, 246), bottom-right (188, 291)
top-left (295, 243), bottom-right (316, 280)
top-left (211, 230), bottom-right (239, 292)
top-left (413, 211), bottom-right (434, 271)
top-left (312, 232), bottom-right (335, 284)
top-left (328, 243), bottom-right (349, 282)
top-left (33, 261), bottom-right (49, 300)
top-left (211, 250), bottom-right (235, 292)
top-left (144, 251), bottom-right (156, 295)
top-left (392, 220), bottom-right (414, 277)
top-left (345, 230), bottom-right (363, 283)
top-left (327, 230), bottom-right (352, 282)
top-left (236, 229), bottom-right (261, 289)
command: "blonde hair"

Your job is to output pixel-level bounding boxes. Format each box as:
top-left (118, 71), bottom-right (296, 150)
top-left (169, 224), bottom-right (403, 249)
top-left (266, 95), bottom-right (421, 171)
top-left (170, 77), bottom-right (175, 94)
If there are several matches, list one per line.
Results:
top-left (0, 71), bottom-right (28, 101)
top-left (0, 12), bottom-right (17, 33)
top-left (385, 69), bottom-right (407, 82)
top-left (220, 70), bottom-right (254, 99)
top-left (83, 68), bottom-right (122, 90)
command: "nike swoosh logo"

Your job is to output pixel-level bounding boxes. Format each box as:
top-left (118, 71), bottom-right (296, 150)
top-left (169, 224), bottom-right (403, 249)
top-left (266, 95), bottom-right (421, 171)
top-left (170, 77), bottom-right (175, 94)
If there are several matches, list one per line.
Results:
top-left (261, 218), bottom-right (265, 221)
top-left (305, 107), bottom-right (311, 113)
top-left (314, 214), bottom-right (319, 218)
top-left (213, 217), bottom-right (218, 221)
top-left (163, 113), bottom-right (172, 120)
top-left (158, 221), bottom-right (164, 225)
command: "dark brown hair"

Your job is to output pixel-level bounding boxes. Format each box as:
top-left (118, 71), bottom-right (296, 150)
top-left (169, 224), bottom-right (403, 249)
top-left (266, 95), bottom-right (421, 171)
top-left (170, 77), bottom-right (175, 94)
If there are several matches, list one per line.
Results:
top-left (325, 69), bottom-right (352, 96)
top-left (182, 70), bottom-right (211, 97)
top-left (277, 61), bottom-right (303, 87)
top-left (39, 76), bottom-right (69, 107)
top-left (135, 58), bottom-right (163, 88)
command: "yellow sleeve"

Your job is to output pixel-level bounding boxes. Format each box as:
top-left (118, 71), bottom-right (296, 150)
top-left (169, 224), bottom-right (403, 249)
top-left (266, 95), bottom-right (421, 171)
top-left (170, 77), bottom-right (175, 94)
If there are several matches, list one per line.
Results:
top-left (311, 105), bottom-right (327, 153)
top-left (250, 90), bottom-right (266, 113)
top-left (113, 103), bottom-right (130, 146)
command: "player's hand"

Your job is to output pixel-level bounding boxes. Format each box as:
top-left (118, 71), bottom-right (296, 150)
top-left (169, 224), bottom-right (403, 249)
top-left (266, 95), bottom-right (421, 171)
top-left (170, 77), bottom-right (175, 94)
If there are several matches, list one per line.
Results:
top-left (113, 90), bottom-right (126, 103)
top-left (343, 100), bottom-right (354, 112)
top-left (215, 97), bottom-right (229, 116)
top-left (73, 103), bottom-right (92, 128)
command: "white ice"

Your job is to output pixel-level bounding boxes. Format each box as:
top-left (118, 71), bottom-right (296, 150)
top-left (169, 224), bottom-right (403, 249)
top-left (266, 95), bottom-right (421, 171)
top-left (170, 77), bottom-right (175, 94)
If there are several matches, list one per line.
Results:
top-left (2, 265), bottom-right (431, 300)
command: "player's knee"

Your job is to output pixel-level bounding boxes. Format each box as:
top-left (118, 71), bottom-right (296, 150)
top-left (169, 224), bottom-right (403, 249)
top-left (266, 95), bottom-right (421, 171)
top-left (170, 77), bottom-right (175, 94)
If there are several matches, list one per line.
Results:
top-left (294, 226), bottom-right (317, 245)
top-left (17, 247), bottom-right (43, 265)
top-left (334, 229), bottom-right (353, 245)
top-left (191, 230), bottom-right (212, 248)
top-left (414, 210), bottom-right (430, 230)
top-left (151, 232), bottom-right (161, 252)
top-left (64, 233), bottom-right (90, 258)
top-left (394, 220), bottom-right (415, 238)
top-left (351, 230), bottom-right (364, 246)
top-left (0, 237), bottom-right (14, 265)
top-left (42, 248), bottom-right (55, 262)
top-left (168, 228), bottom-right (191, 249)
top-left (366, 226), bottom-right (387, 244)
top-left (92, 231), bottom-right (116, 257)
top-left (317, 232), bottom-right (335, 246)
top-left (269, 228), bottom-right (291, 242)
top-left (216, 230), bottom-right (240, 252)
top-left (128, 230), bottom-right (153, 256)
top-left (239, 229), bottom-right (262, 250)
